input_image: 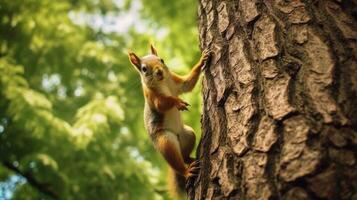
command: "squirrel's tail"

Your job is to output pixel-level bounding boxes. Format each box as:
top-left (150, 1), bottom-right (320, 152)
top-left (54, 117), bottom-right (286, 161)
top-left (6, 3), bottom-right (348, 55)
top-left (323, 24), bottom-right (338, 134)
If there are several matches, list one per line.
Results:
top-left (167, 167), bottom-right (186, 200)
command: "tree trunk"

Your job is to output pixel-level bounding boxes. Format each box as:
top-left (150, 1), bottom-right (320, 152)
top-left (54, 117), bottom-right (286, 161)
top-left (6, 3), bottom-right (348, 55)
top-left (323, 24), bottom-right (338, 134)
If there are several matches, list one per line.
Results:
top-left (190, 0), bottom-right (357, 199)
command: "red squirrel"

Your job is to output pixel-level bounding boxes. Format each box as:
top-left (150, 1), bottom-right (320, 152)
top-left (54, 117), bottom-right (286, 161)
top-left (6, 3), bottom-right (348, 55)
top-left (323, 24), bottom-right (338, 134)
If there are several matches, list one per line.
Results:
top-left (128, 45), bottom-right (211, 197)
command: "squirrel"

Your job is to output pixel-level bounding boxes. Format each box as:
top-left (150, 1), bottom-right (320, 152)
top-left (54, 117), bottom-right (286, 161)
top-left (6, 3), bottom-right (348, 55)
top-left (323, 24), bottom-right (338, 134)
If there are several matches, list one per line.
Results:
top-left (128, 44), bottom-right (211, 199)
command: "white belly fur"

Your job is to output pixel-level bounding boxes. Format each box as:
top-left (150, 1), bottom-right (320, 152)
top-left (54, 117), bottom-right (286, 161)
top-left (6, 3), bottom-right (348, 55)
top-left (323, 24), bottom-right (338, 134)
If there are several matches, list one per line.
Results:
top-left (158, 78), bottom-right (184, 134)
top-left (164, 108), bottom-right (183, 134)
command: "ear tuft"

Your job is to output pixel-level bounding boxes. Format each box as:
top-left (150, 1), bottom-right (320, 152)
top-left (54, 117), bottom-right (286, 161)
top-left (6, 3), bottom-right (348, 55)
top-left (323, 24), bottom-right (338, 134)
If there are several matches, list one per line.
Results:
top-left (150, 44), bottom-right (158, 56)
top-left (128, 52), bottom-right (141, 72)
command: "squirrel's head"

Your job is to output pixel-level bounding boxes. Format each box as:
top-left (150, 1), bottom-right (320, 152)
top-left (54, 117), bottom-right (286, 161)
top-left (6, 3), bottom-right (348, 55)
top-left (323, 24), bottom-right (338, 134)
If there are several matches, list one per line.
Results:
top-left (128, 44), bottom-right (169, 88)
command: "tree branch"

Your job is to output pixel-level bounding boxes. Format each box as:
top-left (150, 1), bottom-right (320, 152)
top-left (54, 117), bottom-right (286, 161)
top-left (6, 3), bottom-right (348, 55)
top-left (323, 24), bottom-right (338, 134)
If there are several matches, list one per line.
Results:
top-left (2, 161), bottom-right (58, 199)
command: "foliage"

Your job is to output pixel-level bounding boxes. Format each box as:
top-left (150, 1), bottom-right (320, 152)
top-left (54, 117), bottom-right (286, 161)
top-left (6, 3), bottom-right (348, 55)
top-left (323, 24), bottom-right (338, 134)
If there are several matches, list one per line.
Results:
top-left (0, 0), bottom-right (201, 199)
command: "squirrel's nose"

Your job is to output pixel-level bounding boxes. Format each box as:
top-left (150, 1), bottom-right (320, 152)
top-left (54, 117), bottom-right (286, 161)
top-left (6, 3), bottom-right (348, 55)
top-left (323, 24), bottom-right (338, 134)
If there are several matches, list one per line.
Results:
top-left (156, 69), bottom-right (163, 77)
top-left (155, 69), bottom-right (163, 80)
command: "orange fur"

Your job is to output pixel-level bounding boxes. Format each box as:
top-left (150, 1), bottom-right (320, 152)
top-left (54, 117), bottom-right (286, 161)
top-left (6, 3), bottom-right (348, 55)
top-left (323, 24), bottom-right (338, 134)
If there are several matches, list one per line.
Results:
top-left (156, 132), bottom-right (188, 177)
top-left (167, 168), bottom-right (185, 200)
top-left (144, 87), bottom-right (179, 113)
top-left (171, 54), bottom-right (207, 93)
top-left (171, 73), bottom-right (185, 84)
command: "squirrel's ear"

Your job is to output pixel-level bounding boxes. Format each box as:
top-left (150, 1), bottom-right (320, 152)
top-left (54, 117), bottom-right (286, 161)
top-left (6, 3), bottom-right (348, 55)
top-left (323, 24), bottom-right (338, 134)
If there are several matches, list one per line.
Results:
top-left (150, 44), bottom-right (158, 56)
top-left (128, 52), bottom-right (141, 72)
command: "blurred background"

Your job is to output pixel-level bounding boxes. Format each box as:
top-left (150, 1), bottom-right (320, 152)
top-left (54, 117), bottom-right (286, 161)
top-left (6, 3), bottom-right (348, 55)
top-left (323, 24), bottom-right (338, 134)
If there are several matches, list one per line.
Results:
top-left (0, 0), bottom-right (202, 199)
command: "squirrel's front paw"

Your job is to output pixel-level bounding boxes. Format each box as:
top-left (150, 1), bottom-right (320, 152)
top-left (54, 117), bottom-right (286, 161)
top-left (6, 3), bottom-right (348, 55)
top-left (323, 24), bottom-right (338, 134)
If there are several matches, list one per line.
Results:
top-left (202, 49), bottom-right (211, 60)
top-left (175, 98), bottom-right (190, 111)
top-left (201, 49), bottom-right (212, 70)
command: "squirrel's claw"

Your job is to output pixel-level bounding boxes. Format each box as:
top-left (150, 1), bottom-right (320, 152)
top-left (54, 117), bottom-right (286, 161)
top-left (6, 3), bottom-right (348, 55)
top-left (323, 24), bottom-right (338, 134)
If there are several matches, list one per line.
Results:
top-left (202, 49), bottom-right (211, 58)
top-left (186, 160), bottom-right (201, 178)
top-left (176, 99), bottom-right (190, 111)
top-left (185, 159), bottom-right (201, 192)
top-left (190, 160), bottom-right (200, 167)
top-left (201, 49), bottom-right (212, 71)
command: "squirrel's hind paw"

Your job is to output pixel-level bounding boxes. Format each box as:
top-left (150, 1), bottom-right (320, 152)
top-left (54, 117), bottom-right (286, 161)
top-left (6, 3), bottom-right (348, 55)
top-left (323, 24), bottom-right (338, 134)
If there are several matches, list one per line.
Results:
top-left (185, 160), bottom-right (201, 193)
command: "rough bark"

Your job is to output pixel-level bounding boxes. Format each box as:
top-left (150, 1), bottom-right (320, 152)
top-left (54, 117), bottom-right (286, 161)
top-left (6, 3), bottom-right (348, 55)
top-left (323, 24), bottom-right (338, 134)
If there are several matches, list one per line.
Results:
top-left (191, 0), bottom-right (357, 199)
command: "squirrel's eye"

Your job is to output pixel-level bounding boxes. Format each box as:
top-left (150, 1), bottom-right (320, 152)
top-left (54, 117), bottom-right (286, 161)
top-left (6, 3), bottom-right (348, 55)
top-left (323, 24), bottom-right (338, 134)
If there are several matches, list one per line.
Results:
top-left (142, 66), bottom-right (147, 72)
top-left (160, 59), bottom-right (165, 64)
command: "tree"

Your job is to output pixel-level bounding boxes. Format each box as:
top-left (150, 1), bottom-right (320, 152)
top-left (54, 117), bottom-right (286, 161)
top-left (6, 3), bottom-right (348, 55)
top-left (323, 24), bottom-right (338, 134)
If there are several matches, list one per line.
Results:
top-left (189, 0), bottom-right (357, 199)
